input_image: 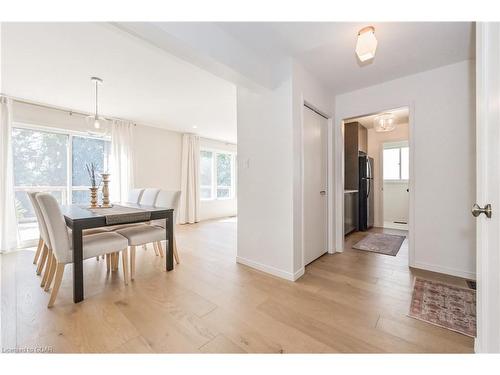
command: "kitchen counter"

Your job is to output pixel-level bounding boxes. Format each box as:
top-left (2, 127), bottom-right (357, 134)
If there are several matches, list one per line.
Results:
top-left (344, 190), bottom-right (358, 235)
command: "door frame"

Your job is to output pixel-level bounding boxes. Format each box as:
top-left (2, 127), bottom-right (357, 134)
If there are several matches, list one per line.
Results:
top-left (300, 98), bottom-right (333, 274)
top-left (334, 103), bottom-right (416, 268)
top-left (475, 22), bottom-right (500, 353)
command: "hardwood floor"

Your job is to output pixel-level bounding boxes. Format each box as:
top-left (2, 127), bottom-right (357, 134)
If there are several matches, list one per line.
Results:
top-left (0, 219), bottom-right (474, 353)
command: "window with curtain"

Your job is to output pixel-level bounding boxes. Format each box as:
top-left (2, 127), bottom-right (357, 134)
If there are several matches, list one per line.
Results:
top-left (383, 142), bottom-right (409, 181)
top-left (199, 149), bottom-right (235, 200)
top-left (12, 125), bottom-right (110, 244)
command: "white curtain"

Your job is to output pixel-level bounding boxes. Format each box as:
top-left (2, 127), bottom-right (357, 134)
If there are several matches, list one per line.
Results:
top-left (110, 120), bottom-right (135, 203)
top-left (179, 133), bottom-right (200, 224)
top-left (0, 97), bottom-right (19, 252)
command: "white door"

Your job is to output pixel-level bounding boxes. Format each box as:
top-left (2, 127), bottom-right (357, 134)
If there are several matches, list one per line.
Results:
top-left (475, 22), bottom-right (500, 353)
top-left (303, 106), bottom-right (328, 265)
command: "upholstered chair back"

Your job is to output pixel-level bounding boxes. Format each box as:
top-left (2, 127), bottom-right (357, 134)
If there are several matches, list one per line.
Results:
top-left (27, 191), bottom-right (51, 248)
top-left (140, 188), bottom-right (160, 206)
top-left (127, 188), bottom-right (144, 204)
top-left (36, 193), bottom-right (71, 263)
top-left (156, 190), bottom-right (181, 221)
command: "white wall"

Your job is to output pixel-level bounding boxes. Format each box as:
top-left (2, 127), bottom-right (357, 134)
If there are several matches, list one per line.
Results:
top-left (237, 60), bottom-right (333, 281)
top-left (335, 60), bottom-right (476, 279)
top-left (237, 68), bottom-right (295, 280)
top-left (367, 123), bottom-right (409, 227)
top-left (199, 137), bottom-right (237, 220)
top-left (133, 124), bottom-right (182, 191)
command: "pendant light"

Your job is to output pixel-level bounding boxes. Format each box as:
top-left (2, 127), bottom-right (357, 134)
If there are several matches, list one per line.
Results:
top-left (356, 26), bottom-right (377, 62)
top-left (374, 113), bottom-right (396, 132)
top-left (86, 77), bottom-right (109, 136)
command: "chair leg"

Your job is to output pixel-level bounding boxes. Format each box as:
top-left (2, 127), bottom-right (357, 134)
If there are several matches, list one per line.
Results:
top-left (111, 252), bottom-right (118, 271)
top-left (33, 238), bottom-right (44, 265)
top-left (40, 249), bottom-right (53, 287)
top-left (48, 263), bottom-right (65, 308)
top-left (173, 235), bottom-right (180, 264)
top-left (130, 246), bottom-right (136, 281)
top-left (156, 241), bottom-right (165, 258)
top-left (106, 253), bottom-right (111, 271)
top-left (121, 248), bottom-right (129, 285)
top-left (152, 242), bottom-right (159, 256)
top-left (44, 254), bottom-right (57, 292)
top-left (36, 244), bottom-right (48, 275)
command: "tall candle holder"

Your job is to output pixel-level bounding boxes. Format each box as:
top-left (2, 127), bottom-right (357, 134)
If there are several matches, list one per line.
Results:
top-left (101, 173), bottom-right (112, 207)
top-left (89, 187), bottom-right (98, 208)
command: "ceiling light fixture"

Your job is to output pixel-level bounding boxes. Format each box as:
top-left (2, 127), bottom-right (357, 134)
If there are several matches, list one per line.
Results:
top-left (356, 26), bottom-right (377, 62)
top-left (374, 113), bottom-right (396, 132)
top-left (86, 77), bottom-right (109, 136)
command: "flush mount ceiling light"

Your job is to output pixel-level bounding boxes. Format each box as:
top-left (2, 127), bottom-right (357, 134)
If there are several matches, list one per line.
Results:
top-left (374, 113), bottom-right (396, 132)
top-left (86, 76), bottom-right (109, 136)
top-left (356, 26), bottom-right (377, 62)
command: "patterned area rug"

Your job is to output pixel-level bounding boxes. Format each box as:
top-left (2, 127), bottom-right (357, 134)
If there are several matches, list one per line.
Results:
top-left (352, 233), bottom-right (405, 256)
top-left (409, 278), bottom-right (476, 337)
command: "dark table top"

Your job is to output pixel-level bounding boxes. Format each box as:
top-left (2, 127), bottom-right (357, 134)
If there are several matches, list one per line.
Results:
top-left (61, 203), bottom-right (174, 227)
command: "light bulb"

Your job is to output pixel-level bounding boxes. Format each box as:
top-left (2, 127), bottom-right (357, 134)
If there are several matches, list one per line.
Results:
top-left (94, 119), bottom-right (101, 129)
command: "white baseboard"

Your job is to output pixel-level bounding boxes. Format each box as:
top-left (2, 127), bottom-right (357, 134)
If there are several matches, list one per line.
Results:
top-left (236, 256), bottom-right (301, 281)
top-left (293, 267), bottom-right (305, 281)
top-left (412, 261), bottom-right (476, 280)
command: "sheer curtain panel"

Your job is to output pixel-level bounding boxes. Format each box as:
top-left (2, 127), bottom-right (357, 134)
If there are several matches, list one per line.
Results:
top-left (179, 133), bottom-right (200, 224)
top-left (110, 120), bottom-right (135, 203)
top-left (0, 97), bottom-right (19, 252)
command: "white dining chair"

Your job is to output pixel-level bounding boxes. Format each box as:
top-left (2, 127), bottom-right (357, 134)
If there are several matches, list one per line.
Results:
top-left (127, 188), bottom-right (144, 204)
top-left (115, 224), bottom-right (165, 281)
top-left (36, 193), bottom-right (130, 307)
top-left (27, 192), bottom-right (52, 277)
top-left (151, 190), bottom-right (181, 264)
top-left (139, 188), bottom-right (160, 206)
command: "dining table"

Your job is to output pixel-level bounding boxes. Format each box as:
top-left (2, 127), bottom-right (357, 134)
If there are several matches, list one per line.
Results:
top-left (60, 203), bottom-right (174, 303)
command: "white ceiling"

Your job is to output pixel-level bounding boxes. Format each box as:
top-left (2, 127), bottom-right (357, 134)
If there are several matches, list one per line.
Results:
top-left (1, 22), bottom-right (474, 144)
top-left (348, 107), bottom-right (409, 129)
top-left (1, 23), bottom-right (238, 143)
top-left (215, 22), bottom-right (474, 93)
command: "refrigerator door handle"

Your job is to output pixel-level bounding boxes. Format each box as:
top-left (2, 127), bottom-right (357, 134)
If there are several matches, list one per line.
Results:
top-left (366, 178), bottom-right (371, 199)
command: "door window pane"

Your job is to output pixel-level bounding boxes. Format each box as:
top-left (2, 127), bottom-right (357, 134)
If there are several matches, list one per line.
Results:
top-left (216, 153), bottom-right (232, 187)
top-left (401, 147), bottom-right (409, 180)
top-left (200, 151), bottom-right (213, 199)
top-left (12, 128), bottom-right (68, 186)
top-left (12, 128), bottom-right (68, 242)
top-left (72, 136), bottom-right (106, 186)
top-left (383, 148), bottom-right (400, 180)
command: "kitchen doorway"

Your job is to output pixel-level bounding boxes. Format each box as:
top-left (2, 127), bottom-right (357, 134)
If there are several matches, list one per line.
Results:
top-left (341, 106), bottom-right (412, 261)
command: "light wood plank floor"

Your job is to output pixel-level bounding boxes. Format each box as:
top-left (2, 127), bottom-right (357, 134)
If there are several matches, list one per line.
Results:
top-left (1, 219), bottom-right (474, 353)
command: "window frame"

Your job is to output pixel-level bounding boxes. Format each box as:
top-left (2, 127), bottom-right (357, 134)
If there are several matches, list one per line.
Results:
top-left (199, 147), bottom-right (236, 201)
top-left (12, 122), bottom-right (111, 246)
top-left (382, 141), bottom-right (409, 182)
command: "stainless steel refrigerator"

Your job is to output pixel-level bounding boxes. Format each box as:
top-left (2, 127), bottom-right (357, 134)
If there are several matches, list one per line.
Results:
top-left (358, 154), bottom-right (374, 231)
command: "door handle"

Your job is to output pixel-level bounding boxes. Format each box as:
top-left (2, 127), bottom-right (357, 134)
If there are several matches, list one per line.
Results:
top-left (320, 191), bottom-right (326, 196)
top-left (472, 203), bottom-right (492, 218)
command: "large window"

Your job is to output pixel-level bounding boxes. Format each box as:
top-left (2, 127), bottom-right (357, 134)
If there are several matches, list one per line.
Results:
top-left (200, 149), bottom-right (235, 200)
top-left (383, 142), bottom-right (409, 181)
top-left (12, 125), bottom-right (110, 243)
